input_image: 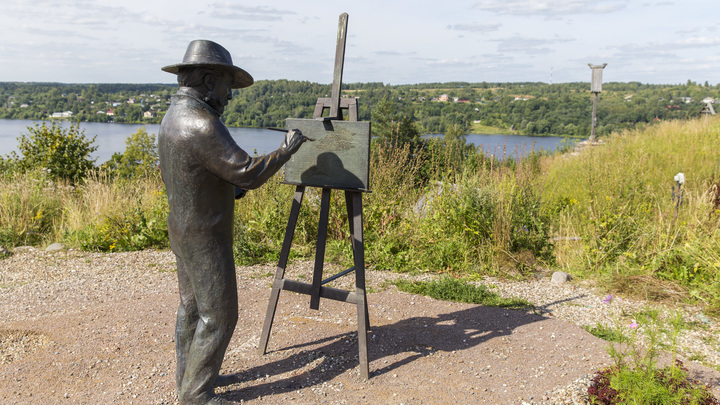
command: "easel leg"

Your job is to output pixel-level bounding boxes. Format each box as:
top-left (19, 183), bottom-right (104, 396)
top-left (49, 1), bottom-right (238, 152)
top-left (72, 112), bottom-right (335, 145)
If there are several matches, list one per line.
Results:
top-left (258, 186), bottom-right (305, 355)
top-left (310, 188), bottom-right (332, 310)
top-left (347, 190), bottom-right (369, 379)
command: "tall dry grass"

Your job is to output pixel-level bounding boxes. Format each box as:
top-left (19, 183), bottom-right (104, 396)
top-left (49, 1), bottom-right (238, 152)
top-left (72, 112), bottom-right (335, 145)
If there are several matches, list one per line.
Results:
top-left (543, 117), bottom-right (720, 312)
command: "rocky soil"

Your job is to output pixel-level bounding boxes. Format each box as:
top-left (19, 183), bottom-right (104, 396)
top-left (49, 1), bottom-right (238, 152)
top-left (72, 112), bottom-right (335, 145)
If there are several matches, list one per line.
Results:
top-left (1, 247), bottom-right (719, 404)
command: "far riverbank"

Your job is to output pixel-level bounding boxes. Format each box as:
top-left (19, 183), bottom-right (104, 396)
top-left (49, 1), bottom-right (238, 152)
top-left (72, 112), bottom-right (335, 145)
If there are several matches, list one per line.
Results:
top-left (0, 118), bottom-right (580, 164)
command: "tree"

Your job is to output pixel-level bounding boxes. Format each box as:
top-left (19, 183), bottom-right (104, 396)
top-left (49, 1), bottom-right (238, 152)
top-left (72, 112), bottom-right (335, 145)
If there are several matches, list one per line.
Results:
top-left (370, 96), bottom-right (398, 142)
top-left (395, 116), bottom-right (422, 150)
top-left (11, 121), bottom-right (97, 183)
top-left (104, 127), bottom-right (159, 178)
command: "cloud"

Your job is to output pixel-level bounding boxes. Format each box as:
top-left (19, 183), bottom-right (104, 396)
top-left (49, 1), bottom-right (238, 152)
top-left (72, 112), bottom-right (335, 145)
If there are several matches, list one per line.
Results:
top-left (473, 0), bottom-right (626, 16)
top-left (447, 23), bottom-right (501, 33)
top-left (17, 25), bottom-right (93, 40)
top-left (207, 3), bottom-right (296, 20)
top-left (676, 37), bottom-right (720, 47)
top-left (375, 51), bottom-right (404, 56)
top-left (494, 34), bottom-right (575, 55)
top-left (641, 1), bottom-right (674, 6)
top-left (608, 36), bottom-right (720, 65)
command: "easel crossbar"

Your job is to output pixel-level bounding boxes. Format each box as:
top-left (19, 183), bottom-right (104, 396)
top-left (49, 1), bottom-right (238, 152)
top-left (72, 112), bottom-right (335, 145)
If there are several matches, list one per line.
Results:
top-left (279, 279), bottom-right (361, 304)
top-left (321, 267), bottom-right (356, 285)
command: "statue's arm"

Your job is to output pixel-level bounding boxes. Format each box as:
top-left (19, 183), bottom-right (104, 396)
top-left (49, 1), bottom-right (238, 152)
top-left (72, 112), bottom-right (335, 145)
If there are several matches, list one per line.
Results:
top-left (197, 123), bottom-right (294, 190)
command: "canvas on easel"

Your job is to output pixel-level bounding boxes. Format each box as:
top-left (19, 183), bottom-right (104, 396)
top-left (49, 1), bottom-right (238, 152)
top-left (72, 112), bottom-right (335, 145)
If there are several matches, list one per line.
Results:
top-left (283, 118), bottom-right (370, 191)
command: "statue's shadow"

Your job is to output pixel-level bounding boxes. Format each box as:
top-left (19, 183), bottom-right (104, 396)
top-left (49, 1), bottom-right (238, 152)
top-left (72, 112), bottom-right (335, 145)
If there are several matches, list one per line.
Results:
top-left (216, 303), bottom-right (550, 402)
top-left (300, 151), bottom-right (364, 190)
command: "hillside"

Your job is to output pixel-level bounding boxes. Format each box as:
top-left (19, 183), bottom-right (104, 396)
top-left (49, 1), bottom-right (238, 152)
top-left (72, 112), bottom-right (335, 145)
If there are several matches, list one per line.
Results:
top-left (2, 80), bottom-right (718, 138)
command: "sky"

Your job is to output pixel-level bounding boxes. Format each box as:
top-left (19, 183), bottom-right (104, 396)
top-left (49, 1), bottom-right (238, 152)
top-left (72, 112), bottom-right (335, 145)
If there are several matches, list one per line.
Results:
top-left (1, 0), bottom-right (719, 86)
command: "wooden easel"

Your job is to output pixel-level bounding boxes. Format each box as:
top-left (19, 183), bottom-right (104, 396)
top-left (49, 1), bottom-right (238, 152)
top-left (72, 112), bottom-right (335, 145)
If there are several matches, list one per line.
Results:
top-left (257, 13), bottom-right (371, 380)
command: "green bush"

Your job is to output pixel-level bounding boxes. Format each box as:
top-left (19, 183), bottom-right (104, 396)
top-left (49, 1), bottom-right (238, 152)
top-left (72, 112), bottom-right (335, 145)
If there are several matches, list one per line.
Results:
top-left (60, 173), bottom-right (168, 252)
top-left (102, 127), bottom-right (159, 178)
top-left (9, 121), bottom-right (97, 183)
top-left (65, 195), bottom-right (168, 252)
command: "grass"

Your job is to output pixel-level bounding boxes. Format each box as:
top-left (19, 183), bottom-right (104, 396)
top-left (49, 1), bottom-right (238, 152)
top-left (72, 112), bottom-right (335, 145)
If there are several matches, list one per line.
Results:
top-left (393, 276), bottom-right (531, 309)
top-left (583, 323), bottom-right (627, 343)
top-left (544, 116), bottom-right (720, 315)
top-left (0, 168), bottom-right (168, 252)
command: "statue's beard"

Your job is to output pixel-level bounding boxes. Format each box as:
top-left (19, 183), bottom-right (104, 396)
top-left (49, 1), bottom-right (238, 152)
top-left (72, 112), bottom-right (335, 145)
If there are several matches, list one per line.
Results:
top-left (203, 95), bottom-right (225, 114)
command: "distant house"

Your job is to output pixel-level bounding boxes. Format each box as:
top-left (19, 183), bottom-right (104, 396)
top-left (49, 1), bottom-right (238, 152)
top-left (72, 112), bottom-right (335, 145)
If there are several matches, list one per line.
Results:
top-left (50, 111), bottom-right (73, 118)
top-left (143, 111), bottom-right (155, 119)
top-left (437, 94), bottom-right (449, 102)
top-left (20, 103), bottom-right (29, 108)
top-left (106, 109), bottom-right (115, 116)
top-left (680, 97), bottom-right (693, 103)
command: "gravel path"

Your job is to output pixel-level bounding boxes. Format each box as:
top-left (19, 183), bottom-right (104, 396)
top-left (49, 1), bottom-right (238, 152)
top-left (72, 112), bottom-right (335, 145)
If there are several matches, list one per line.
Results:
top-left (1, 247), bottom-right (718, 404)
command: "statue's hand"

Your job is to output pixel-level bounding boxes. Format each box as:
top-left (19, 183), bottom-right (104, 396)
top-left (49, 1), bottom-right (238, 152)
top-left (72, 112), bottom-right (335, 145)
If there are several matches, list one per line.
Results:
top-left (282, 129), bottom-right (313, 154)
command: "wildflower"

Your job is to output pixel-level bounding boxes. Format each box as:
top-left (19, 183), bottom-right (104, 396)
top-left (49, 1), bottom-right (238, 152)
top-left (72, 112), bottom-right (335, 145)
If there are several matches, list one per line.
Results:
top-left (603, 294), bottom-right (613, 304)
top-left (629, 322), bottom-right (638, 329)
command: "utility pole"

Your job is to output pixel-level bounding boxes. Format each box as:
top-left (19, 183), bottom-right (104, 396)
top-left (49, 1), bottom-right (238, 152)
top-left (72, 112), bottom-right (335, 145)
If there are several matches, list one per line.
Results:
top-left (588, 63), bottom-right (607, 142)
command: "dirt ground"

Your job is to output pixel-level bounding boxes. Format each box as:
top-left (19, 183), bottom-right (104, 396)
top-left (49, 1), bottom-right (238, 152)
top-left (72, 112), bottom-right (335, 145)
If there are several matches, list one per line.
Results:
top-left (1, 249), bottom-right (719, 404)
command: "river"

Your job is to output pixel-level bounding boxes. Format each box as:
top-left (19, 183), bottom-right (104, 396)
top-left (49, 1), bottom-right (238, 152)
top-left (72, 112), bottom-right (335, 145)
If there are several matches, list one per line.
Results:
top-left (0, 119), bottom-right (579, 164)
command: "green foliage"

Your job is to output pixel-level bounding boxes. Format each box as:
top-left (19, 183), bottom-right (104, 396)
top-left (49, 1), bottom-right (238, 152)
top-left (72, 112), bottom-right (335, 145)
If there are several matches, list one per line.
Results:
top-left (394, 276), bottom-right (530, 308)
top-left (545, 117), bottom-right (720, 313)
top-left (62, 178), bottom-right (168, 252)
top-left (587, 310), bottom-right (719, 404)
top-left (583, 323), bottom-right (627, 343)
top-left (9, 121), bottom-right (97, 183)
top-left (4, 80), bottom-right (715, 136)
top-left (103, 127), bottom-right (159, 178)
top-left (67, 205), bottom-right (167, 252)
top-left (0, 82), bottom-right (172, 123)
top-left (370, 96), bottom-right (399, 142)
top-left (0, 155), bottom-right (15, 177)
top-left (231, 176), bottom-right (321, 266)
top-left (0, 170), bottom-right (64, 247)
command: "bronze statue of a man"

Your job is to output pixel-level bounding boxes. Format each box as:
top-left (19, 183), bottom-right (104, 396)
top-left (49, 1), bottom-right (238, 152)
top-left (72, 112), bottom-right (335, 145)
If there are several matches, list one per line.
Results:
top-left (158, 40), bottom-right (309, 404)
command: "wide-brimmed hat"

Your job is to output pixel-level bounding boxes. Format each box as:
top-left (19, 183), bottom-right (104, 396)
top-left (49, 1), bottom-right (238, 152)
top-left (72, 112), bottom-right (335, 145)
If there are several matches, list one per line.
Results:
top-left (162, 40), bottom-right (254, 89)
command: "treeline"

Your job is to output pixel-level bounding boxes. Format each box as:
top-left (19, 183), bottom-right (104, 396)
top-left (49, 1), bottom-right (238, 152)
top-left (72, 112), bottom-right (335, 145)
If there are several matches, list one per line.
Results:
top-left (0, 82), bottom-right (175, 124)
top-left (2, 79), bottom-right (719, 137)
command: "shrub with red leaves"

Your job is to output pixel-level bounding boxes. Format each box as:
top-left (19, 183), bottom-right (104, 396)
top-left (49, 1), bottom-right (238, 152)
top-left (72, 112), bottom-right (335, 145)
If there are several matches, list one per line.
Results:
top-left (587, 366), bottom-right (620, 404)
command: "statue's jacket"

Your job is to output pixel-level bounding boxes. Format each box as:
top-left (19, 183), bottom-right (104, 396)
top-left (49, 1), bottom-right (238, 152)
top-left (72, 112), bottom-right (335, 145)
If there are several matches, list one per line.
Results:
top-left (158, 88), bottom-right (291, 255)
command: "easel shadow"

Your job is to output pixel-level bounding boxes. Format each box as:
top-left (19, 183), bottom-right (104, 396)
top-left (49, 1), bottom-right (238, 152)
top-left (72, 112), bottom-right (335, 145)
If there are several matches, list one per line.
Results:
top-left (216, 303), bottom-right (550, 402)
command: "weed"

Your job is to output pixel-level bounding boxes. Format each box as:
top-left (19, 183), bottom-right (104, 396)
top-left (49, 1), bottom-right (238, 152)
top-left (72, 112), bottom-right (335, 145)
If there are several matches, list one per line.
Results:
top-left (587, 309), bottom-right (719, 404)
top-left (393, 276), bottom-right (531, 309)
top-left (583, 323), bottom-right (626, 343)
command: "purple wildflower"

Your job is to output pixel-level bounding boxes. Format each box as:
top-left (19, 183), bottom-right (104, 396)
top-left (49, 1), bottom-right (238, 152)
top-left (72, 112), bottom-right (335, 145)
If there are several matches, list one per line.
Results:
top-left (629, 322), bottom-right (639, 329)
top-left (603, 294), bottom-right (613, 304)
